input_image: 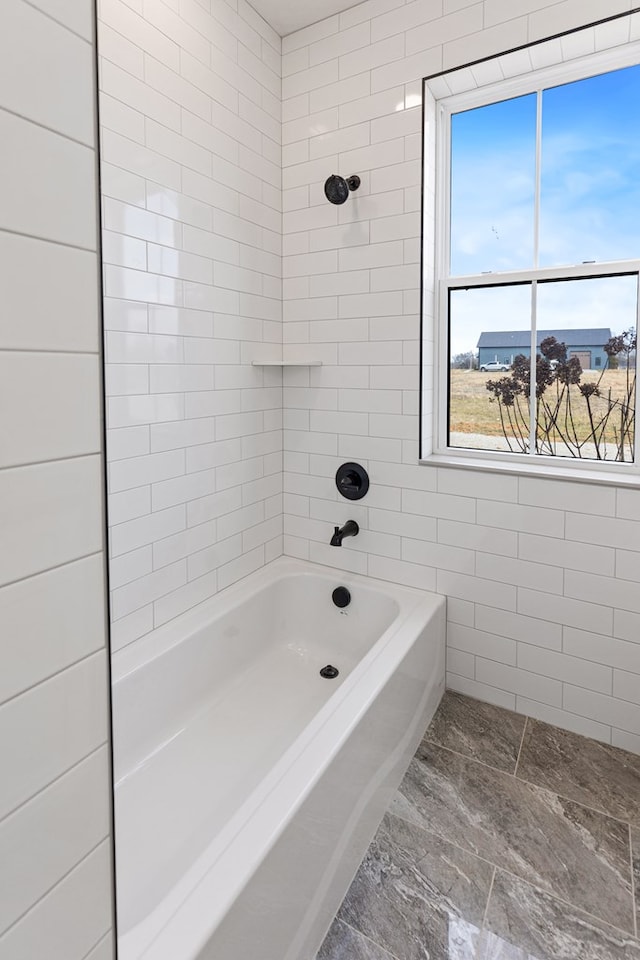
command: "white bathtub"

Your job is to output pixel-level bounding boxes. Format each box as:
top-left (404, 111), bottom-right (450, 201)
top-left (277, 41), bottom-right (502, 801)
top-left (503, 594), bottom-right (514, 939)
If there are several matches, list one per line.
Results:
top-left (112, 557), bottom-right (446, 960)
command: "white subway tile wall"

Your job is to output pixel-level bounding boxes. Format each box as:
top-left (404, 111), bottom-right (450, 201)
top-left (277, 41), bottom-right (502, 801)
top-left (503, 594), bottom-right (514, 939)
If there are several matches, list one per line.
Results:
top-left (0, 1), bottom-right (113, 958)
top-left (282, 0), bottom-right (640, 749)
top-left (98, 0), bottom-right (284, 651)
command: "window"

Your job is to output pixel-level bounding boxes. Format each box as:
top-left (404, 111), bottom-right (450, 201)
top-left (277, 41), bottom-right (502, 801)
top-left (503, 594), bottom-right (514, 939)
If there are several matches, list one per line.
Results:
top-left (424, 29), bottom-right (640, 477)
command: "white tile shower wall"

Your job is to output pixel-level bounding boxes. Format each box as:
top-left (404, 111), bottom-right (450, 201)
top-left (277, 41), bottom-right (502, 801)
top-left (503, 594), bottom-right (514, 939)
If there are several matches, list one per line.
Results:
top-left (0, 1), bottom-right (113, 958)
top-left (281, 0), bottom-right (640, 752)
top-left (98, 0), bottom-right (284, 650)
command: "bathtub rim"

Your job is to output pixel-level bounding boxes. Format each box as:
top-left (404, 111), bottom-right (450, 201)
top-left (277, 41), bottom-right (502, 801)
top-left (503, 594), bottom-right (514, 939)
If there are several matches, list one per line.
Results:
top-left (112, 557), bottom-right (445, 960)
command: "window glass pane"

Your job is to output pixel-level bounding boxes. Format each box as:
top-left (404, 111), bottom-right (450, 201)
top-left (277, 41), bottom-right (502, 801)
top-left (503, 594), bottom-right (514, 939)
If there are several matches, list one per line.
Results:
top-left (540, 65), bottom-right (640, 267)
top-left (450, 94), bottom-right (536, 276)
top-left (449, 284), bottom-right (532, 453)
top-left (535, 275), bottom-right (637, 461)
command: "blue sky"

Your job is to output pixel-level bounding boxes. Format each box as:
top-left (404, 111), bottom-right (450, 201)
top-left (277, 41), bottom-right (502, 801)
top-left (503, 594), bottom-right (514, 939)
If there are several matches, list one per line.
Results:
top-left (448, 63), bottom-right (640, 355)
top-left (451, 92), bottom-right (536, 276)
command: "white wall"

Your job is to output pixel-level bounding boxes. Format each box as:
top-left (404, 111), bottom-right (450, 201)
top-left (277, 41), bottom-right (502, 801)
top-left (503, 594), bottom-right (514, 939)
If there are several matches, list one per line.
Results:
top-left (281, 0), bottom-right (640, 753)
top-left (98, 0), bottom-right (284, 652)
top-left (0, 2), bottom-right (114, 958)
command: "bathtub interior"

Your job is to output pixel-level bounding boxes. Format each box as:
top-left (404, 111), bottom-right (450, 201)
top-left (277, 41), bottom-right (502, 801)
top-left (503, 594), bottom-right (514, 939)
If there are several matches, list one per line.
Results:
top-left (112, 571), bottom-right (399, 782)
top-left (112, 567), bottom-right (403, 941)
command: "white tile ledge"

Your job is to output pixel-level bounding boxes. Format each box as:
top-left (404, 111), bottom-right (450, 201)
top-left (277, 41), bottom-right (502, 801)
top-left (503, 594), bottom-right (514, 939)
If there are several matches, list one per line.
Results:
top-left (251, 360), bottom-right (323, 366)
top-left (421, 453), bottom-right (640, 488)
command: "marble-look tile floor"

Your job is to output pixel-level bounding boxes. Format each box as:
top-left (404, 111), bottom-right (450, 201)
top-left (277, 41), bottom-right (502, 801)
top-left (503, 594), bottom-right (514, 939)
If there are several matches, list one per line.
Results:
top-left (317, 691), bottom-right (640, 960)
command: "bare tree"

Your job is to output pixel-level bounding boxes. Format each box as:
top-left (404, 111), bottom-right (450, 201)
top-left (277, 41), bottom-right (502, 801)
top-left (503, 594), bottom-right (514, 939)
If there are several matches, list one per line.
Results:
top-left (485, 331), bottom-right (636, 460)
top-left (451, 351), bottom-right (478, 370)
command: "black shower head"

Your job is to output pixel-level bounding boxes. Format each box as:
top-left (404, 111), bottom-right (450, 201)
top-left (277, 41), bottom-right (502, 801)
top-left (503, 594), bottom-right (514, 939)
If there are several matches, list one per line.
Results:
top-left (324, 174), bottom-right (361, 205)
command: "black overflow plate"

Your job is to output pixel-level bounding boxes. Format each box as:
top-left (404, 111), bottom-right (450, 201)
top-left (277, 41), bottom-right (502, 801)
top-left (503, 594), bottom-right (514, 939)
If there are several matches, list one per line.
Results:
top-left (332, 586), bottom-right (351, 608)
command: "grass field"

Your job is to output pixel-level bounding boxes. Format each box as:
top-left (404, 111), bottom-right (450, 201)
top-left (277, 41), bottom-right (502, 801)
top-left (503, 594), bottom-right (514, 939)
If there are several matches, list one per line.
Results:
top-left (450, 367), bottom-right (636, 458)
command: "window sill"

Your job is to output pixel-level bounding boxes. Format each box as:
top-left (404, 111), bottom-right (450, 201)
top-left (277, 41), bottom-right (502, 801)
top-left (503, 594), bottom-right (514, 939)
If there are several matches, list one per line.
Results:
top-left (421, 451), bottom-right (640, 488)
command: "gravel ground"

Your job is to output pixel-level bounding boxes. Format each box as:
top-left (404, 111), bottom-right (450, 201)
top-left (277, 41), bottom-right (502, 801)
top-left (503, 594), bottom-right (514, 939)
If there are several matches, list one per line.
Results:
top-left (449, 432), bottom-right (521, 452)
top-left (449, 431), bottom-right (623, 460)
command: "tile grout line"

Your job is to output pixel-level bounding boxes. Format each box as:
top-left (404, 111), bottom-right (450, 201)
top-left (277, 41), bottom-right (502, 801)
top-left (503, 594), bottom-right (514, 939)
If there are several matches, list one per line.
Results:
top-left (0, 449), bottom-right (103, 474)
top-left (0, 835), bottom-right (109, 942)
top-left (0, 647), bottom-right (105, 710)
top-left (389, 805), bottom-right (500, 873)
top-left (513, 715), bottom-right (528, 778)
top-left (0, 741), bottom-right (109, 829)
top-left (21, 0), bottom-right (91, 44)
top-left (422, 736), bottom-right (518, 778)
top-left (481, 864), bottom-right (497, 932)
top-left (0, 224), bottom-right (97, 255)
top-left (0, 100), bottom-right (95, 150)
top-left (0, 549), bottom-right (104, 592)
top-left (630, 824), bottom-right (638, 939)
top-left (79, 928), bottom-right (112, 960)
top-left (336, 917), bottom-right (403, 960)
top-left (494, 862), bottom-right (640, 945)
top-left (0, 346), bottom-right (101, 356)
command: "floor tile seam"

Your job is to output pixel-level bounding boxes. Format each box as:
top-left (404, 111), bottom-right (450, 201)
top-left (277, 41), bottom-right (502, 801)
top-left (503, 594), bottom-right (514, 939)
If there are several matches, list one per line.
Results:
top-left (387, 805), bottom-right (507, 876)
top-left (425, 737), bottom-right (637, 829)
top-left (513, 715), bottom-right (528, 778)
top-left (336, 917), bottom-right (403, 960)
top-left (481, 864), bottom-right (497, 931)
top-left (422, 735), bottom-right (520, 777)
top-left (630, 824), bottom-right (638, 939)
top-left (487, 862), bottom-right (640, 944)
top-left (389, 799), bottom-right (636, 939)
top-left (513, 771), bottom-right (637, 829)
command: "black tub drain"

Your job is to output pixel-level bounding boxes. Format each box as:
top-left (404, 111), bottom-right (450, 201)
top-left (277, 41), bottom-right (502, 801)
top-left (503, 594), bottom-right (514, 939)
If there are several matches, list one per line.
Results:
top-left (320, 664), bottom-right (339, 679)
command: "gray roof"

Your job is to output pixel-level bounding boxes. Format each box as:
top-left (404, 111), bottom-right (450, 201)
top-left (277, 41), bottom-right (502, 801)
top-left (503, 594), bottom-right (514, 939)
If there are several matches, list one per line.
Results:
top-left (477, 328), bottom-right (612, 349)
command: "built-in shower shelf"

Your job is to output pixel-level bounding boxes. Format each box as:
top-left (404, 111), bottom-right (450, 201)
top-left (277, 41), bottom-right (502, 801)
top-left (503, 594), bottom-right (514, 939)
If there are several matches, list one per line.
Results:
top-left (251, 360), bottom-right (323, 366)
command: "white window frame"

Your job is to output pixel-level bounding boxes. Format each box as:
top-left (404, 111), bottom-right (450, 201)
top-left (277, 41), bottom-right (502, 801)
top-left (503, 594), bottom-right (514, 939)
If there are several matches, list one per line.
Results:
top-left (422, 32), bottom-right (640, 485)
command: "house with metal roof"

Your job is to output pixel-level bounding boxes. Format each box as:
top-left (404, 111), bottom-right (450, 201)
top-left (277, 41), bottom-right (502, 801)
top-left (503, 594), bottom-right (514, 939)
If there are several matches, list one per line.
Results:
top-left (476, 328), bottom-right (613, 371)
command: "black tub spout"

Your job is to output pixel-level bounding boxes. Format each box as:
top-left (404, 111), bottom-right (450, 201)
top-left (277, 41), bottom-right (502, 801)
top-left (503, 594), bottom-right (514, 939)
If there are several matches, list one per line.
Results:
top-left (330, 520), bottom-right (359, 546)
